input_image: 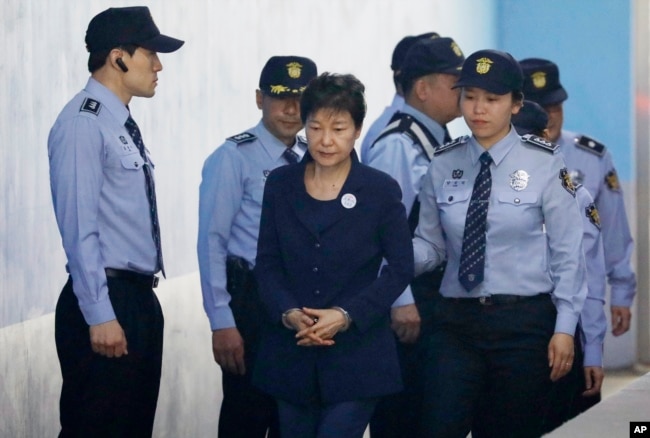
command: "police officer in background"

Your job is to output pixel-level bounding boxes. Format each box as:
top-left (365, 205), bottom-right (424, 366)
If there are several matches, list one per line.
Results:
top-left (197, 56), bottom-right (317, 438)
top-left (413, 49), bottom-right (587, 437)
top-left (364, 36), bottom-right (465, 438)
top-left (519, 58), bottom-right (637, 340)
top-left (359, 31), bottom-right (439, 162)
top-left (513, 101), bottom-right (607, 431)
top-left (48, 6), bottom-right (183, 436)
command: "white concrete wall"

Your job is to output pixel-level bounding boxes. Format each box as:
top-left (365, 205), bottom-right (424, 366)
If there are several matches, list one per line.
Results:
top-left (0, 0), bottom-right (496, 436)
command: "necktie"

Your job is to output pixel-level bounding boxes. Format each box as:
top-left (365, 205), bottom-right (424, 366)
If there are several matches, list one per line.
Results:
top-left (283, 147), bottom-right (299, 164)
top-left (458, 151), bottom-right (492, 292)
top-left (443, 126), bottom-right (452, 144)
top-left (125, 115), bottom-right (165, 277)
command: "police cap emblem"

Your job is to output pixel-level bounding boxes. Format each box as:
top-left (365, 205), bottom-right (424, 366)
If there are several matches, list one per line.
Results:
top-left (531, 71), bottom-right (547, 89)
top-left (476, 57), bottom-right (493, 74)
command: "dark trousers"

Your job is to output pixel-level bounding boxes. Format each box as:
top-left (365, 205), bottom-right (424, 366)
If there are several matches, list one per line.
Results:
top-left (369, 265), bottom-right (445, 438)
top-left (218, 257), bottom-right (279, 438)
top-left (277, 397), bottom-right (378, 438)
top-left (55, 275), bottom-right (164, 438)
top-left (421, 294), bottom-right (556, 438)
top-left (541, 330), bottom-right (601, 434)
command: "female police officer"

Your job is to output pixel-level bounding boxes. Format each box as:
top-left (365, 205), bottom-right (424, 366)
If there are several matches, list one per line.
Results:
top-left (412, 50), bottom-right (587, 437)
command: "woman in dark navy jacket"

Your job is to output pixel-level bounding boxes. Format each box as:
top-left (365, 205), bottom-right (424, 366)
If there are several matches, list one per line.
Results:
top-left (253, 72), bottom-right (414, 438)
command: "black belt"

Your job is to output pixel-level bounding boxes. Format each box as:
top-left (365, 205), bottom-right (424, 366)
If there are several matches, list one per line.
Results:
top-left (444, 293), bottom-right (549, 306)
top-left (105, 268), bottom-right (159, 288)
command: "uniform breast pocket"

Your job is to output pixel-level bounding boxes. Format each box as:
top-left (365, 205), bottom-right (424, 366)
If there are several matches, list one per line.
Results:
top-left (120, 152), bottom-right (145, 171)
top-left (436, 189), bottom-right (472, 208)
top-left (496, 191), bottom-right (539, 228)
top-left (436, 189), bottom-right (472, 234)
top-left (496, 191), bottom-right (538, 207)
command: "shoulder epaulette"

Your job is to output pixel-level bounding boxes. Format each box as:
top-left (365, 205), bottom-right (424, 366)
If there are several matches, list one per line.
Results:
top-left (226, 132), bottom-right (257, 145)
top-left (372, 112), bottom-right (437, 161)
top-left (574, 135), bottom-right (606, 157)
top-left (521, 134), bottom-right (558, 153)
top-left (79, 98), bottom-right (101, 116)
top-left (433, 135), bottom-right (470, 156)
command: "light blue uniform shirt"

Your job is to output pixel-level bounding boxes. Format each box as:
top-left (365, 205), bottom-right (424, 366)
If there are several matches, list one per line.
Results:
top-left (413, 128), bottom-right (587, 335)
top-left (364, 104), bottom-right (447, 307)
top-left (558, 130), bottom-right (636, 307)
top-left (48, 78), bottom-right (159, 326)
top-left (575, 185), bottom-right (607, 367)
top-left (197, 121), bottom-right (306, 330)
top-left (359, 94), bottom-right (404, 163)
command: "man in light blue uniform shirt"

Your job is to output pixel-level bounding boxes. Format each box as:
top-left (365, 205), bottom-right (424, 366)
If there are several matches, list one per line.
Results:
top-left (197, 55), bottom-right (317, 438)
top-left (520, 58), bottom-right (637, 338)
top-left (359, 32), bottom-right (439, 163)
top-left (48, 7), bottom-right (183, 436)
top-left (365, 36), bottom-right (465, 438)
top-left (513, 103), bottom-right (606, 428)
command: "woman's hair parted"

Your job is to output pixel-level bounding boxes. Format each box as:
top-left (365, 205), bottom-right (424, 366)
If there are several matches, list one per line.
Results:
top-left (300, 72), bottom-right (367, 128)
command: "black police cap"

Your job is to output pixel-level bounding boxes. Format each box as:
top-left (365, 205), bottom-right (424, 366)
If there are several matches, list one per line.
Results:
top-left (519, 58), bottom-right (569, 106)
top-left (400, 37), bottom-right (465, 87)
top-left (453, 49), bottom-right (523, 95)
top-left (259, 56), bottom-right (318, 97)
top-left (85, 6), bottom-right (184, 53)
top-left (512, 100), bottom-right (549, 136)
top-left (390, 32), bottom-right (440, 71)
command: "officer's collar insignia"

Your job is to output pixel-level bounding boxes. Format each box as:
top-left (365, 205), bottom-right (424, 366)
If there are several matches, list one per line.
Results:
top-left (575, 135), bottom-right (606, 156)
top-left (452, 169), bottom-right (463, 179)
top-left (476, 57), bottom-right (493, 74)
top-left (559, 167), bottom-right (576, 197)
top-left (569, 169), bottom-right (585, 185)
top-left (80, 98), bottom-right (101, 115)
top-left (227, 132), bottom-right (257, 145)
top-left (586, 202), bottom-right (601, 229)
top-left (521, 134), bottom-right (558, 153)
top-left (509, 170), bottom-right (530, 191)
top-left (451, 42), bottom-right (463, 58)
top-left (605, 169), bottom-right (621, 191)
top-left (531, 71), bottom-right (547, 89)
top-left (433, 135), bottom-right (469, 156)
top-left (287, 62), bottom-right (303, 79)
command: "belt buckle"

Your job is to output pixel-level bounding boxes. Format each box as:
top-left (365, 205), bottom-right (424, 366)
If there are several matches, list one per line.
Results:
top-left (479, 296), bottom-right (492, 306)
top-left (152, 276), bottom-right (159, 288)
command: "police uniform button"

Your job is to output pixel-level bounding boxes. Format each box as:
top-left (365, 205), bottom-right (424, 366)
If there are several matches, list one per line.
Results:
top-left (314, 290), bottom-right (320, 295)
top-left (134, 162), bottom-right (139, 167)
top-left (514, 198), bottom-right (520, 204)
top-left (314, 242), bottom-right (321, 248)
top-left (448, 195), bottom-right (454, 202)
top-left (312, 267), bottom-right (319, 272)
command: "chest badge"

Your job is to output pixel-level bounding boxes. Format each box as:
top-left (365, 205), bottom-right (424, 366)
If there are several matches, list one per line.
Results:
top-left (569, 169), bottom-right (585, 185)
top-left (452, 169), bottom-right (463, 179)
top-left (341, 193), bottom-right (357, 209)
top-left (509, 170), bottom-right (530, 191)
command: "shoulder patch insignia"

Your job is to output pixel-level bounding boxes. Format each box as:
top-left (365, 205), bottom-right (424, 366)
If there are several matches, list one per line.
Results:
top-left (559, 167), bottom-right (576, 197)
top-left (433, 135), bottom-right (470, 156)
top-left (575, 135), bottom-right (606, 156)
top-left (521, 134), bottom-right (558, 153)
top-left (79, 98), bottom-right (101, 115)
top-left (585, 202), bottom-right (601, 230)
top-left (227, 132), bottom-right (257, 145)
top-left (605, 169), bottom-right (621, 191)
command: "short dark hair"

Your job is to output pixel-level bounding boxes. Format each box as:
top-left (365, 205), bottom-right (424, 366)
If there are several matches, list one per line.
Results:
top-left (300, 72), bottom-right (366, 129)
top-left (87, 44), bottom-right (137, 73)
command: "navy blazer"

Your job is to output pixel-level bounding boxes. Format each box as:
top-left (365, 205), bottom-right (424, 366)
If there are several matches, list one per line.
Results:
top-left (252, 151), bottom-right (414, 405)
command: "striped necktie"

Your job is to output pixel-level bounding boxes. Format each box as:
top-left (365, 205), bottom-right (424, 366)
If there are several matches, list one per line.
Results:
top-left (125, 115), bottom-right (165, 277)
top-left (283, 147), bottom-right (299, 164)
top-left (458, 151), bottom-right (492, 291)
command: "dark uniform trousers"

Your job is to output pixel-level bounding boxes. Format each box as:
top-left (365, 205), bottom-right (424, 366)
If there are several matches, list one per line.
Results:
top-left (218, 257), bottom-right (280, 438)
top-left (541, 328), bottom-right (601, 434)
top-left (420, 293), bottom-right (556, 438)
top-left (55, 274), bottom-right (164, 438)
top-left (369, 264), bottom-right (445, 438)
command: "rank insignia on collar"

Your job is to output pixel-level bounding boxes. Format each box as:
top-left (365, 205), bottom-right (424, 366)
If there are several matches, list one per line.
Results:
top-left (585, 203), bottom-right (601, 229)
top-left (559, 167), bottom-right (576, 197)
top-left (605, 169), bottom-right (621, 191)
top-left (80, 98), bottom-right (101, 115)
top-left (452, 169), bottom-right (463, 179)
